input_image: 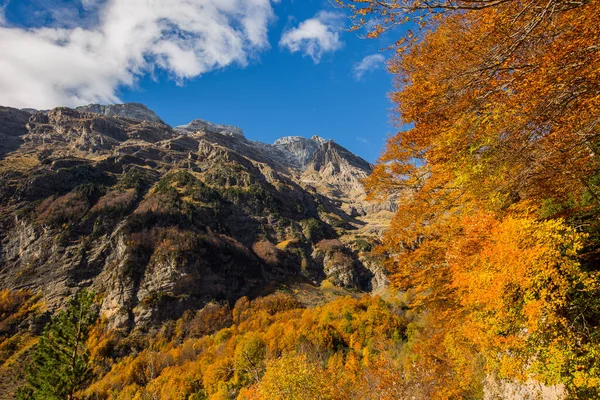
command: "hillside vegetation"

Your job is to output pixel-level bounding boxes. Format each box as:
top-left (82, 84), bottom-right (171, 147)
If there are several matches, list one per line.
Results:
top-left (339, 0), bottom-right (600, 397)
top-left (1, 0), bottom-right (599, 398)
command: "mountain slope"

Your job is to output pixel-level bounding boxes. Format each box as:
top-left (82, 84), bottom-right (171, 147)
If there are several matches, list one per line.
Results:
top-left (0, 103), bottom-right (390, 329)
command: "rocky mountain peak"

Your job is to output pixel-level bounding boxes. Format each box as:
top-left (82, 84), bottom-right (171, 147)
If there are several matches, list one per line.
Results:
top-left (273, 135), bottom-right (328, 146)
top-left (175, 119), bottom-right (244, 138)
top-left (273, 136), bottom-right (311, 146)
top-left (75, 103), bottom-right (166, 124)
top-left (0, 101), bottom-right (393, 333)
top-left (315, 140), bottom-right (373, 173)
top-left (312, 135), bottom-right (327, 144)
top-left (272, 136), bottom-right (323, 168)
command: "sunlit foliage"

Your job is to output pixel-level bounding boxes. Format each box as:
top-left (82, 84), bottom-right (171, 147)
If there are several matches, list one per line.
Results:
top-left (0, 290), bottom-right (43, 398)
top-left (339, 0), bottom-right (600, 397)
top-left (83, 294), bottom-right (409, 400)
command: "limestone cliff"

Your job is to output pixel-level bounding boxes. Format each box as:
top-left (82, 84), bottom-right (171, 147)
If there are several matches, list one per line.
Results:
top-left (0, 103), bottom-right (391, 328)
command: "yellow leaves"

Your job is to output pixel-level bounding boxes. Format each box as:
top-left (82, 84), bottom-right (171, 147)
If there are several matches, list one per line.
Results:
top-left (448, 212), bottom-right (588, 337)
top-left (145, 363), bottom-right (203, 400)
top-left (342, 0), bottom-right (600, 395)
top-left (382, 196), bottom-right (600, 392)
top-left (203, 358), bottom-right (234, 396)
top-left (233, 333), bottom-right (266, 385)
top-left (352, 0), bottom-right (600, 395)
top-left (366, 25), bottom-right (383, 38)
top-left (0, 289), bottom-right (42, 325)
top-left (83, 294), bottom-right (410, 400)
top-left (252, 354), bottom-right (332, 400)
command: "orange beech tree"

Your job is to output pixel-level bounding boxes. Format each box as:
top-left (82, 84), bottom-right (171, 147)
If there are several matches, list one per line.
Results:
top-left (83, 294), bottom-right (412, 400)
top-left (338, 0), bottom-right (600, 397)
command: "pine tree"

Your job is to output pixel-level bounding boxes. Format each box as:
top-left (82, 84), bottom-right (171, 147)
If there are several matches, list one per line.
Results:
top-left (17, 289), bottom-right (98, 400)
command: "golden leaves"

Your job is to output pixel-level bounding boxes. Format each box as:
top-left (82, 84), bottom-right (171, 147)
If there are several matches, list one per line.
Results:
top-left (351, 0), bottom-right (600, 395)
top-left (83, 295), bottom-right (411, 400)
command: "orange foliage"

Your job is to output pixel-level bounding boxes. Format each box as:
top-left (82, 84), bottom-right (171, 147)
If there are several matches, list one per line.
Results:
top-left (0, 290), bottom-right (41, 333)
top-left (340, 0), bottom-right (600, 396)
top-left (84, 294), bottom-right (409, 400)
top-left (0, 290), bottom-right (43, 397)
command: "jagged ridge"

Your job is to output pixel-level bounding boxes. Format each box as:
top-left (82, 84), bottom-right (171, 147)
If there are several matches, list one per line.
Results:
top-left (0, 103), bottom-right (390, 331)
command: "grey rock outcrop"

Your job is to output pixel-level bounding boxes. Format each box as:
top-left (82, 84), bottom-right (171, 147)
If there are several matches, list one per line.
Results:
top-left (0, 106), bottom-right (31, 137)
top-left (175, 119), bottom-right (244, 138)
top-left (0, 106), bottom-right (31, 157)
top-left (76, 103), bottom-right (166, 124)
top-left (272, 136), bottom-right (321, 168)
top-left (0, 103), bottom-right (393, 330)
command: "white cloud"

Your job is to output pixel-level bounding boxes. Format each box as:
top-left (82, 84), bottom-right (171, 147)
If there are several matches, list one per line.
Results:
top-left (279, 11), bottom-right (343, 64)
top-left (0, 0), bottom-right (278, 109)
top-left (352, 54), bottom-right (386, 81)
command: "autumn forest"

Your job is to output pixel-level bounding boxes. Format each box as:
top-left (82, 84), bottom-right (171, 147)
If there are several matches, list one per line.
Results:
top-left (1, 0), bottom-right (599, 399)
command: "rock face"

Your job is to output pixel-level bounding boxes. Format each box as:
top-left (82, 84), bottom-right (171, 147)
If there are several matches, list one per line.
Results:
top-left (0, 107), bottom-right (31, 157)
top-left (0, 103), bottom-right (392, 329)
top-left (175, 119), bottom-right (244, 138)
top-left (0, 106), bottom-right (31, 137)
top-left (272, 136), bottom-right (322, 168)
top-left (76, 103), bottom-right (166, 124)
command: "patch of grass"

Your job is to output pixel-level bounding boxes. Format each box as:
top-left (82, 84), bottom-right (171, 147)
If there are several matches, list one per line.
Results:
top-left (0, 155), bottom-right (39, 174)
top-left (276, 239), bottom-right (300, 251)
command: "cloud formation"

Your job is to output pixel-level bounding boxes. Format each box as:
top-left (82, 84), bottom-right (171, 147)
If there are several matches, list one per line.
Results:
top-left (352, 54), bottom-right (386, 81)
top-left (279, 11), bottom-right (343, 63)
top-left (0, 0), bottom-right (277, 109)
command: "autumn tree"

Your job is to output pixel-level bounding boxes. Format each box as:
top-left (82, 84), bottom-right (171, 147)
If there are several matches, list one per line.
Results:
top-left (251, 354), bottom-right (332, 400)
top-left (234, 333), bottom-right (267, 385)
top-left (18, 289), bottom-right (99, 400)
top-left (82, 294), bottom-right (409, 400)
top-left (337, 0), bottom-right (600, 396)
top-left (340, 0), bottom-right (600, 209)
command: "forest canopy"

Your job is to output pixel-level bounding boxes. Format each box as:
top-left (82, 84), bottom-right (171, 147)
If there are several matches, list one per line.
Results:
top-left (337, 0), bottom-right (600, 397)
top-left (0, 0), bottom-right (598, 399)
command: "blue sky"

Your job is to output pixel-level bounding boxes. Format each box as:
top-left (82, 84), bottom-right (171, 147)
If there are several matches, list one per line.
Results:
top-left (0, 0), bottom-right (403, 163)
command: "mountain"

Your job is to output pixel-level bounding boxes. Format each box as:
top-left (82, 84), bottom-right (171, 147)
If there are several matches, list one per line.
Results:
top-left (75, 103), bottom-right (166, 124)
top-left (0, 103), bottom-right (392, 330)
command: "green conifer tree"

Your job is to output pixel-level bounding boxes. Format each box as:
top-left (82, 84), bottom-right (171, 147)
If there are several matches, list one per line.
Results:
top-left (17, 289), bottom-right (98, 400)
